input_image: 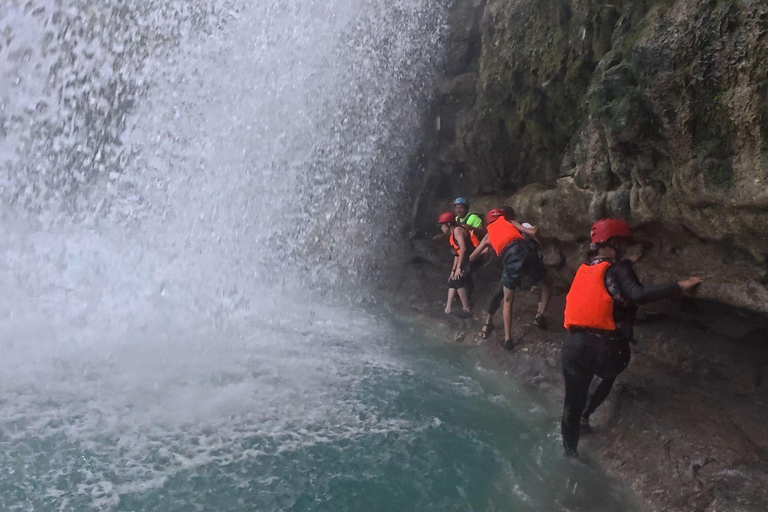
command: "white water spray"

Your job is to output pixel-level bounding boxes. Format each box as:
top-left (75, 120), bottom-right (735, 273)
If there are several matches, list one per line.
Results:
top-left (0, 0), bottom-right (447, 508)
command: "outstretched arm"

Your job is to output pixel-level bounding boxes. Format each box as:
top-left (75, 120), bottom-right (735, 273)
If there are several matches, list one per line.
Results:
top-left (511, 220), bottom-right (538, 238)
top-left (612, 261), bottom-right (690, 304)
top-left (469, 234), bottom-right (491, 261)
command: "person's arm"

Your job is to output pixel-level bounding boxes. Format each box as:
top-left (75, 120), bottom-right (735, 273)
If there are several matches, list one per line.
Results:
top-left (469, 234), bottom-right (490, 261)
top-left (511, 220), bottom-right (538, 238)
top-left (454, 227), bottom-right (469, 271)
top-left (612, 261), bottom-right (701, 304)
top-left (450, 254), bottom-right (459, 279)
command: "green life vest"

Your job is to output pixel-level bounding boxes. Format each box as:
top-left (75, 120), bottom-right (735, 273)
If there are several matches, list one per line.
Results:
top-left (458, 213), bottom-right (483, 229)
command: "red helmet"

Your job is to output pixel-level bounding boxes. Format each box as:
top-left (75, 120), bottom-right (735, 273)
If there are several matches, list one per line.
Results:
top-left (591, 219), bottom-right (633, 244)
top-left (437, 211), bottom-right (455, 225)
top-left (486, 208), bottom-right (505, 224)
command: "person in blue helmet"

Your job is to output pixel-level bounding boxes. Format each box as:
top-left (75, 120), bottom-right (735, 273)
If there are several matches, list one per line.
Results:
top-left (453, 198), bottom-right (484, 231)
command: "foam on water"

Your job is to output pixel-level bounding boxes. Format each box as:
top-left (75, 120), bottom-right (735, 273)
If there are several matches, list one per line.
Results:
top-left (0, 291), bottom-right (414, 509)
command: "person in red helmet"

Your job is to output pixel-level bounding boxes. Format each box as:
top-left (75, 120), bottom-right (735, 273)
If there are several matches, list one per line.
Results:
top-left (560, 219), bottom-right (703, 457)
top-left (468, 208), bottom-right (542, 349)
top-left (437, 211), bottom-right (481, 316)
top-left (476, 206), bottom-right (553, 340)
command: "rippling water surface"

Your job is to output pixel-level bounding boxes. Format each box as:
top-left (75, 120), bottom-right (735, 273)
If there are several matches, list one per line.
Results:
top-left (0, 297), bottom-right (641, 511)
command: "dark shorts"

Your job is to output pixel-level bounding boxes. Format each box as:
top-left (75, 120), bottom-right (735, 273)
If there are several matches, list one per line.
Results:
top-left (447, 259), bottom-right (483, 289)
top-left (500, 240), bottom-right (546, 291)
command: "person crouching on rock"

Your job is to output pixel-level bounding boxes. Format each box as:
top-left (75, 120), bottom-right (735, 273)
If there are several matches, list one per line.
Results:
top-left (437, 211), bottom-right (481, 317)
top-left (477, 206), bottom-right (553, 340)
top-left (560, 219), bottom-right (703, 457)
top-left (468, 208), bottom-right (542, 350)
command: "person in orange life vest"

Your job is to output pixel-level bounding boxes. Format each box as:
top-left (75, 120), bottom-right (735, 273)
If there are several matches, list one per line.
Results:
top-left (477, 206), bottom-right (553, 340)
top-left (468, 208), bottom-right (542, 350)
top-left (433, 197), bottom-right (485, 242)
top-left (560, 219), bottom-right (703, 457)
top-left (437, 211), bottom-right (481, 316)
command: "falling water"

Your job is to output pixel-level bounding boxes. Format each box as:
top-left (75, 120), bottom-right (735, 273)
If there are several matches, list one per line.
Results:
top-left (0, 1), bottom-right (642, 510)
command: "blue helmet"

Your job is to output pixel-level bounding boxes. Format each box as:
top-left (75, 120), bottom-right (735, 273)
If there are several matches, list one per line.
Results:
top-left (453, 197), bottom-right (468, 206)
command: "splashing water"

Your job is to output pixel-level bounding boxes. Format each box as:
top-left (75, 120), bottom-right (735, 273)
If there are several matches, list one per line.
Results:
top-left (0, 1), bottom-right (642, 510)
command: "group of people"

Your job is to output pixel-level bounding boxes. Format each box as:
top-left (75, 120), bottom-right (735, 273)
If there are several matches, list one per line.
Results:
top-left (435, 198), bottom-right (551, 349)
top-left (434, 198), bottom-right (703, 456)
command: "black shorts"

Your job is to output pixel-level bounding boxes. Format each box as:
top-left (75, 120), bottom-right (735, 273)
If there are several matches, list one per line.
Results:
top-left (447, 259), bottom-right (482, 289)
top-left (500, 240), bottom-right (546, 290)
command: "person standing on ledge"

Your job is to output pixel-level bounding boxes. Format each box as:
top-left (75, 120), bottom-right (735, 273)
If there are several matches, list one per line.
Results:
top-left (437, 211), bottom-right (480, 317)
top-left (477, 206), bottom-right (552, 340)
top-left (432, 197), bottom-right (483, 243)
top-left (453, 197), bottom-right (484, 232)
top-left (468, 208), bottom-right (542, 350)
top-left (560, 219), bottom-right (703, 457)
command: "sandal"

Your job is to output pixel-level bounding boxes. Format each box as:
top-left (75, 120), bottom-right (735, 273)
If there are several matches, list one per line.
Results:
top-left (502, 339), bottom-right (515, 351)
top-left (533, 313), bottom-right (548, 331)
top-left (478, 323), bottom-right (495, 339)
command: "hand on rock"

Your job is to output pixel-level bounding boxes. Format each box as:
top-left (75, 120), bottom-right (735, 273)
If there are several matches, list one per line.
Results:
top-left (678, 277), bottom-right (703, 292)
top-left (626, 249), bottom-right (643, 263)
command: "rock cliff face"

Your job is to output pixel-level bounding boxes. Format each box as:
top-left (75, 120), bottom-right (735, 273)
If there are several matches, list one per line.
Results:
top-left (415, 0), bottom-right (768, 312)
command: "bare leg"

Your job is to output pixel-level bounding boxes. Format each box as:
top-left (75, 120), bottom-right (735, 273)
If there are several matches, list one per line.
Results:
top-left (533, 281), bottom-right (553, 330)
top-left (537, 282), bottom-right (552, 315)
top-left (456, 287), bottom-right (472, 313)
top-left (445, 288), bottom-right (456, 314)
top-left (502, 287), bottom-right (515, 341)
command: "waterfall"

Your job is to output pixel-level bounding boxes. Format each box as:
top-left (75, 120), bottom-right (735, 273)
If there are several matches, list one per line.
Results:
top-left (0, 1), bottom-right (449, 508)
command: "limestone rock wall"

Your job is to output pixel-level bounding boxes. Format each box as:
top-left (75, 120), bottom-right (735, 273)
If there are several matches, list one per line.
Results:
top-left (416, 0), bottom-right (768, 312)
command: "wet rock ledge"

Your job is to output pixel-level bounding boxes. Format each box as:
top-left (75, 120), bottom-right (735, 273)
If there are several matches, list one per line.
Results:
top-left (390, 257), bottom-right (768, 511)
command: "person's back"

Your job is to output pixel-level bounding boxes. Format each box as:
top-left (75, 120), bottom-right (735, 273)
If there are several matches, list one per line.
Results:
top-left (560, 219), bottom-right (702, 457)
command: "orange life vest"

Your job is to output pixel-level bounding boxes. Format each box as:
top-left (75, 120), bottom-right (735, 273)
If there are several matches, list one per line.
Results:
top-left (449, 228), bottom-right (480, 254)
top-left (486, 219), bottom-right (523, 256)
top-left (563, 261), bottom-right (616, 330)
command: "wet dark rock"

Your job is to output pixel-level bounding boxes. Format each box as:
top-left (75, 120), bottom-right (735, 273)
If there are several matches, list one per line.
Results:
top-left (415, 0), bottom-right (768, 314)
top-left (387, 255), bottom-right (768, 511)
